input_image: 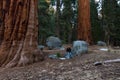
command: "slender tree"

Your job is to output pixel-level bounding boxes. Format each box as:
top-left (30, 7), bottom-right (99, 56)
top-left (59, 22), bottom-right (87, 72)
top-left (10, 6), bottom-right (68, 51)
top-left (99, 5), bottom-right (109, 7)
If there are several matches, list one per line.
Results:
top-left (78, 0), bottom-right (92, 44)
top-left (55, 0), bottom-right (61, 37)
top-left (0, 0), bottom-right (43, 68)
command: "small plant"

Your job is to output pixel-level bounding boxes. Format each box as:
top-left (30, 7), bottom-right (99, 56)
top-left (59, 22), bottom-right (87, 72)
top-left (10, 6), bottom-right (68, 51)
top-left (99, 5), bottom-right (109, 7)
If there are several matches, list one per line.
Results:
top-left (56, 52), bottom-right (61, 58)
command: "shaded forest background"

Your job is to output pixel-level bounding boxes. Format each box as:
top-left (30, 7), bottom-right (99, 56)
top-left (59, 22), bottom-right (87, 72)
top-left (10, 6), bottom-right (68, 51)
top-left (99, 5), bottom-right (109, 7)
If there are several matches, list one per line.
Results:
top-left (38, 0), bottom-right (77, 44)
top-left (38, 0), bottom-right (120, 45)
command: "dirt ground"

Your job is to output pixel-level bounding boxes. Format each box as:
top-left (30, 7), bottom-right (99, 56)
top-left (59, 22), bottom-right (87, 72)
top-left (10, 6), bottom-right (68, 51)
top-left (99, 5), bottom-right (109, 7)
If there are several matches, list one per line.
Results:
top-left (0, 45), bottom-right (120, 80)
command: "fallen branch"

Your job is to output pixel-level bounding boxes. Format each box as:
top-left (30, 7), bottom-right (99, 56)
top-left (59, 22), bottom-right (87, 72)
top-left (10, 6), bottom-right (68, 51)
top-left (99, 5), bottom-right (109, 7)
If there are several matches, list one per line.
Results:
top-left (94, 59), bottom-right (120, 66)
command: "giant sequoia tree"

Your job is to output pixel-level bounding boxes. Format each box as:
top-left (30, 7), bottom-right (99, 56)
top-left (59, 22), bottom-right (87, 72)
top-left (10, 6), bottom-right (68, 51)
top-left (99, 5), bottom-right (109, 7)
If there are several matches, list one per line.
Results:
top-left (0, 0), bottom-right (43, 68)
top-left (78, 0), bottom-right (91, 44)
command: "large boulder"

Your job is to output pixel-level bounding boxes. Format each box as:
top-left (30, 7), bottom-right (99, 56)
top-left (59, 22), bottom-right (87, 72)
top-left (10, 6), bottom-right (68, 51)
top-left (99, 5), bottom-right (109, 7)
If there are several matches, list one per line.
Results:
top-left (46, 36), bottom-right (62, 49)
top-left (97, 41), bottom-right (106, 46)
top-left (72, 40), bottom-right (88, 55)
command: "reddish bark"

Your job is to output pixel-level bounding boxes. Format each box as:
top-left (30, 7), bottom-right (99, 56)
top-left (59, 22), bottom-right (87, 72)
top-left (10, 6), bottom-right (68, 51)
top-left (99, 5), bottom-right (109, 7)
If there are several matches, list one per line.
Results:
top-left (78, 0), bottom-right (92, 44)
top-left (0, 0), bottom-right (43, 68)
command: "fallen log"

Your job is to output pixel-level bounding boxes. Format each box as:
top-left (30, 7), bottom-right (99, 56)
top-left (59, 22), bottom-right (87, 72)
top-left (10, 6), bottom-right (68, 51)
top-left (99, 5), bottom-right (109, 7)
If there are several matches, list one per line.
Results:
top-left (94, 59), bottom-right (120, 66)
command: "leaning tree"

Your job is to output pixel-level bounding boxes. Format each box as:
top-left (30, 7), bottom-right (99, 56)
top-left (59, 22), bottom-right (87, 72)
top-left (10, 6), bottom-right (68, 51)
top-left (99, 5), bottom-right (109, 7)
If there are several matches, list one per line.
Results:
top-left (0, 0), bottom-right (44, 68)
top-left (78, 0), bottom-right (92, 44)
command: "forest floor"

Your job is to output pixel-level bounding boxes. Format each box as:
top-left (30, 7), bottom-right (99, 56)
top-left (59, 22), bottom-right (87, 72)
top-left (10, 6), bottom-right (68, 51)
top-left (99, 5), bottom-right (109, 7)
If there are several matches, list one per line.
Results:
top-left (0, 45), bottom-right (120, 80)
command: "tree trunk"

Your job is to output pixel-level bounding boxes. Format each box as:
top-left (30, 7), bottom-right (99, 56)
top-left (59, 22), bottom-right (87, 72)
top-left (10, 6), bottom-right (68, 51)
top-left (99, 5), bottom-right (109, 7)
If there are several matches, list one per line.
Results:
top-left (0, 0), bottom-right (44, 68)
top-left (55, 0), bottom-right (60, 37)
top-left (78, 0), bottom-right (92, 44)
top-left (0, 0), bottom-right (5, 45)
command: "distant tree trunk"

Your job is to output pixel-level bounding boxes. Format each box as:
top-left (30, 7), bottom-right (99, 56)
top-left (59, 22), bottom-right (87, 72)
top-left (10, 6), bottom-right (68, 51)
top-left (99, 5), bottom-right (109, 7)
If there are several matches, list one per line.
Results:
top-left (0, 0), bottom-right (44, 68)
top-left (78, 0), bottom-right (92, 44)
top-left (55, 0), bottom-right (60, 37)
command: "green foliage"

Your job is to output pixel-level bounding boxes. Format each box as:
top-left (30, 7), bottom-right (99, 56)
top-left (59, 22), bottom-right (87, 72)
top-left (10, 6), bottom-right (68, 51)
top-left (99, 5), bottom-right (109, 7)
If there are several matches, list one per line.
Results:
top-left (38, 0), bottom-right (55, 44)
top-left (56, 52), bottom-right (61, 57)
top-left (114, 2), bottom-right (120, 41)
top-left (102, 0), bottom-right (120, 45)
top-left (38, 0), bottom-right (77, 44)
top-left (60, 0), bottom-right (77, 43)
top-left (103, 0), bottom-right (117, 24)
top-left (90, 0), bottom-right (104, 43)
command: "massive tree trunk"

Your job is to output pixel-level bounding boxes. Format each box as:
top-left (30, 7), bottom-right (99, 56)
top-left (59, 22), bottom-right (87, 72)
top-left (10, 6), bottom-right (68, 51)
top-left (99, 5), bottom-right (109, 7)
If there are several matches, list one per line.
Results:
top-left (78, 0), bottom-right (92, 44)
top-left (0, 0), bottom-right (44, 68)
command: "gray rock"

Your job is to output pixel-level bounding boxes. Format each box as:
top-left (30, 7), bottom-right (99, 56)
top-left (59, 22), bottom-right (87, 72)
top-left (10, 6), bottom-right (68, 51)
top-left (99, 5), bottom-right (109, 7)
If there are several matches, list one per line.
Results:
top-left (38, 45), bottom-right (45, 50)
top-left (48, 54), bottom-right (58, 59)
top-left (97, 41), bottom-right (106, 46)
top-left (46, 36), bottom-right (62, 49)
top-left (72, 40), bottom-right (88, 55)
top-left (60, 47), bottom-right (65, 50)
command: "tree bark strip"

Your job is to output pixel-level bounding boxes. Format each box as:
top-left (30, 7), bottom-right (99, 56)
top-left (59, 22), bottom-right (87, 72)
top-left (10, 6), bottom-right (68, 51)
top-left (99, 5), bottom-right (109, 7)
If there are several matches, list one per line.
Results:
top-left (78, 0), bottom-right (92, 44)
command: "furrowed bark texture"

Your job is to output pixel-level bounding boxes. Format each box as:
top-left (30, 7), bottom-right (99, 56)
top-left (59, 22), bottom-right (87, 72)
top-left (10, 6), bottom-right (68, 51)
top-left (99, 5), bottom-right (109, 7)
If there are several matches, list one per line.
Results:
top-left (78, 0), bottom-right (92, 44)
top-left (0, 0), bottom-right (43, 68)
